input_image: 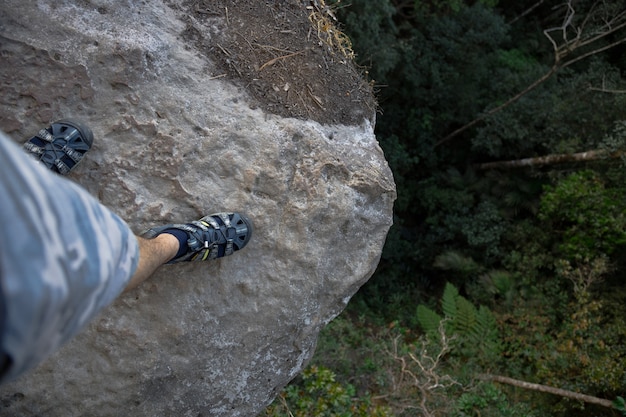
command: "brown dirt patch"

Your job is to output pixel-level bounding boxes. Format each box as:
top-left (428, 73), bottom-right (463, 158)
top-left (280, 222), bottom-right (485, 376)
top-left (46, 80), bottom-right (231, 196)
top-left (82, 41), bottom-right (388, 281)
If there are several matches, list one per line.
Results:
top-left (178, 0), bottom-right (376, 126)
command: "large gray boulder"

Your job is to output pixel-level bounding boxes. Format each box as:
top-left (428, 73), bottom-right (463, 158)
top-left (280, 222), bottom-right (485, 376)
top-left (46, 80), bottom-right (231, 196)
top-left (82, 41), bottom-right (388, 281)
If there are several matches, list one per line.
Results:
top-left (0, 1), bottom-right (396, 416)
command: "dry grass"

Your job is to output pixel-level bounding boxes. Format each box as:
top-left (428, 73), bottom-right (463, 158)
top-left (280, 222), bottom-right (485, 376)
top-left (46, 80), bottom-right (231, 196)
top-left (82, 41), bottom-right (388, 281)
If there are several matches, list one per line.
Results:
top-left (306, 0), bottom-right (355, 59)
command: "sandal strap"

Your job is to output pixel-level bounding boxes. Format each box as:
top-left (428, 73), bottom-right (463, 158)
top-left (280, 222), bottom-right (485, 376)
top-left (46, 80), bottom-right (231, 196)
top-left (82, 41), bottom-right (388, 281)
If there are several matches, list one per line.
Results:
top-left (202, 215), bottom-right (235, 257)
top-left (190, 219), bottom-right (225, 261)
top-left (22, 120), bottom-right (93, 175)
top-left (61, 144), bottom-right (85, 163)
top-left (142, 212), bottom-right (252, 263)
top-left (23, 142), bottom-right (45, 155)
top-left (36, 128), bottom-right (54, 142)
top-left (24, 140), bottom-right (83, 167)
top-left (54, 159), bottom-right (72, 175)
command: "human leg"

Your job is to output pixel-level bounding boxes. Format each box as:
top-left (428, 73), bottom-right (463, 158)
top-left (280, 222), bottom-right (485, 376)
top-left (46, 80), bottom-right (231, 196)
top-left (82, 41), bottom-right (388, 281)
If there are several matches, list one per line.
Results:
top-left (126, 212), bottom-right (254, 291)
top-left (0, 127), bottom-right (139, 383)
top-left (142, 212), bottom-right (254, 262)
top-left (124, 234), bottom-right (179, 292)
top-left (0, 121), bottom-right (253, 383)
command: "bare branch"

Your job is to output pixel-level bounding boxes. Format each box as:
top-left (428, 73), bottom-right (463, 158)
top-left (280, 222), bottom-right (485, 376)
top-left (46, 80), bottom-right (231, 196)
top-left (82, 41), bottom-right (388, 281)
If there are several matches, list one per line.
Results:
top-left (475, 149), bottom-right (624, 170)
top-left (384, 321), bottom-right (459, 416)
top-left (479, 374), bottom-right (616, 409)
top-left (577, 0), bottom-right (600, 38)
top-left (570, 19), bottom-right (626, 50)
top-left (561, 0), bottom-right (576, 44)
top-left (589, 86), bottom-right (626, 94)
top-left (509, 0), bottom-right (546, 25)
top-left (561, 35), bottom-right (626, 69)
top-left (543, 26), bottom-right (561, 55)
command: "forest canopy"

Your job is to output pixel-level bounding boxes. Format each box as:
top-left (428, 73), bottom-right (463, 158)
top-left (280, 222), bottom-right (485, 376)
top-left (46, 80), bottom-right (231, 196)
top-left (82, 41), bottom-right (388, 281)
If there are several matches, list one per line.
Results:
top-left (265, 1), bottom-right (626, 416)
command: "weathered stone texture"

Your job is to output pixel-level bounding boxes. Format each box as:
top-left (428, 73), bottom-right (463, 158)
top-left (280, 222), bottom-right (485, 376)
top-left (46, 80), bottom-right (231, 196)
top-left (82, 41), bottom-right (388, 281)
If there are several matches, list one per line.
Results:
top-left (0, 1), bottom-right (395, 416)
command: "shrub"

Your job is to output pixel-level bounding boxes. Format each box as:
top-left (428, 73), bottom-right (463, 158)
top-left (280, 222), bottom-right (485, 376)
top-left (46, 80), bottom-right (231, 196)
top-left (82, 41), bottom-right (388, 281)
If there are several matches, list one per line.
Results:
top-left (263, 365), bottom-right (391, 417)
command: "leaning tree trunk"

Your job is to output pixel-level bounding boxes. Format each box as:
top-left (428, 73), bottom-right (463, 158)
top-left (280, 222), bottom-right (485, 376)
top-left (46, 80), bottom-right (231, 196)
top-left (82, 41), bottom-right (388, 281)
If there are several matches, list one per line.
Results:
top-left (478, 374), bottom-right (616, 409)
top-left (476, 150), bottom-right (624, 170)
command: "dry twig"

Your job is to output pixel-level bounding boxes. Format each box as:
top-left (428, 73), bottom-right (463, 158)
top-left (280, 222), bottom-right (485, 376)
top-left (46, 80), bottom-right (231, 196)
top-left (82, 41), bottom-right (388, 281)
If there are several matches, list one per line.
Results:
top-left (259, 50), bottom-right (304, 71)
top-left (385, 320), bottom-right (459, 417)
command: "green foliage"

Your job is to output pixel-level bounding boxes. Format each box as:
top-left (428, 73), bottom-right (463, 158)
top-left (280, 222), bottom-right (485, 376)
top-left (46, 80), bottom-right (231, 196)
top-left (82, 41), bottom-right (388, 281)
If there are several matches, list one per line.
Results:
top-left (329, 0), bottom-right (399, 81)
top-left (601, 120), bottom-right (626, 153)
top-left (533, 278), bottom-right (626, 397)
top-left (455, 382), bottom-right (538, 417)
top-left (441, 282), bottom-right (460, 318)
top-left (417, 283), bottom-right (501, 362)
top-left (473, 270), bottom-right (516, 306)
top-left (380, 135), bottom-right (420, 214)
top-left (455, 296), bottom-right (478, 335)
top-left (264, 365), bottom-right (391, 417)
top-left (539, 170), bottom-right (626, 260)
top-left (497, 48), bottom-right (538, 72)
top-left (415, 169), bottom-right (509, 272)
top-left (306, 315), bottom-right (393, 394)
top-left (493, 276), bottom-right (626, 415)
top-left (414, 0), bottom-right (459, 14)
top-left (322, 1), bottom-right (626, 415)
top-left (336, 0), bottom-right (626, 295)
top-left (434, 251), bottom-right (481, 276)
top-left (615, 396), bottom-right (626, 416)
top-left (416, 304), bottom-right (442, 334)
top-left (460, 201), bottom-right (507, 258)
top-left (414, 0), bottom-right (499, 15)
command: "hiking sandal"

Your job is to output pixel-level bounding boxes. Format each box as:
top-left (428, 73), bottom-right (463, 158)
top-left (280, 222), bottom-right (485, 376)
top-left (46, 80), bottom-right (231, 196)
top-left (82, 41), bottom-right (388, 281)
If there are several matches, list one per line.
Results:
top-left (23, 119), bottom-right (94, 175)
top-left (143, 212), bottom-right (253, 263)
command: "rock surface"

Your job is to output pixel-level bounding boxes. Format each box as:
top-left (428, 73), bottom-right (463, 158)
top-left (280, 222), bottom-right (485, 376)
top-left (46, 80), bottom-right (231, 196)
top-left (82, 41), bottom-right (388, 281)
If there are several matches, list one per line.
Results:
top-left (0, 1), bottom-right (396, 416)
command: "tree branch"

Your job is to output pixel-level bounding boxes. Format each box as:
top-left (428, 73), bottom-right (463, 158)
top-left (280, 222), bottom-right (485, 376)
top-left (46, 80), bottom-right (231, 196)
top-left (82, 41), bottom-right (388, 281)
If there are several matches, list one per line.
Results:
top-left (589, 87), bottom-right (626, 94)
top-left (509, 0), bottom-right (546, 25)
top-left (476, 149), bottom-right (623, 170)
top-left (435, 65), bottom-right (559, 147)
top-left (561, 35), bottom-right (626, 69)
top-left (478, 374), bottom-right (615, 409)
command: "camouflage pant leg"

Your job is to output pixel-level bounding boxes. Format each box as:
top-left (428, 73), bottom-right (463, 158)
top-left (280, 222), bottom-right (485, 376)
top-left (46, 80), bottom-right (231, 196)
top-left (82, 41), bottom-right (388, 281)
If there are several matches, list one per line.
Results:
top-left (0, 130), bottom-right (139, 383)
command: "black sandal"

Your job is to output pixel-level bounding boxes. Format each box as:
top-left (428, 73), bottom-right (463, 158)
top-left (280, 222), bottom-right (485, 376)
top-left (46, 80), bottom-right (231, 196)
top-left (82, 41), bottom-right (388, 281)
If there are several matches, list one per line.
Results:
top-left (23, 119), bottom-right (93, 175)
top-left (142, 212), bottom-right (253, 263)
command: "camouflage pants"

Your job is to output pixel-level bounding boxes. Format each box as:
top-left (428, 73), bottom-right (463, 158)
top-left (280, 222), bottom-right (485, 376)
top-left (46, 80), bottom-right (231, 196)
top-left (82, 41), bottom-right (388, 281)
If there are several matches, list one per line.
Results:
top-left (0, 130), bottom-right (139, 383)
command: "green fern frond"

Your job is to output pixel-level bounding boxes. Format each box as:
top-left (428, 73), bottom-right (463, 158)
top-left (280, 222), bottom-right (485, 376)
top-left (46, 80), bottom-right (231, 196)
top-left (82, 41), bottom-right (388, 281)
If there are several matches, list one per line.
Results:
top-left (441, 282), bottom-right (459, 319)
top-left (416, 304), bottom-right (442, 334)
top-left (454, 296), bottom-right (477, 334)
top-left (472, 305), bottom-right (498, 341)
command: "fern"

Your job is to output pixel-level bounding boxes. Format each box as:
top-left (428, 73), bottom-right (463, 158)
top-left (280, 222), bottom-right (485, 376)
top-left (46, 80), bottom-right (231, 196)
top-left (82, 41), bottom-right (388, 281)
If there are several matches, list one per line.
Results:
top-left (472, 305), bottom-right (497, 341)
top-left (454, 296), bottom-right (477, 335)
top-left (416, 305), bottom-right (442, 334)
top-left (441, 282), bottom-right (459, 319)
top-left (417, 283), bottom-right (500, 362)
